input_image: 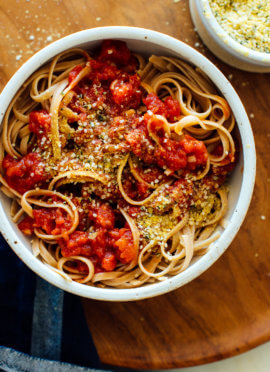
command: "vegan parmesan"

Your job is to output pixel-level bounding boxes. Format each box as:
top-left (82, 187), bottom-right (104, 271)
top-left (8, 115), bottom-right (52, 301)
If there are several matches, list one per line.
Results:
top-left (209, 0), bottom-right (270, 53)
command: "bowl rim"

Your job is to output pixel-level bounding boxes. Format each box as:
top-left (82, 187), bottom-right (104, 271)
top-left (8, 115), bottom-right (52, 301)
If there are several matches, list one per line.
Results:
top-left (196, 0), bottom-right (270, 63)
top-left (0, 26), bottom-right (256, 301)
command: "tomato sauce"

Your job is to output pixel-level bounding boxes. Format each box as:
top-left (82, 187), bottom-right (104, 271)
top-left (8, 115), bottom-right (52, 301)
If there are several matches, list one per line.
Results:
top-left (2, 153), bottom-right (49, 194)
top-left (143, 92), bottom-right (181, 122)
top-left (57, 202), bottom-right (135, 272)
top-left (29, 110), bottom-right (51, 138)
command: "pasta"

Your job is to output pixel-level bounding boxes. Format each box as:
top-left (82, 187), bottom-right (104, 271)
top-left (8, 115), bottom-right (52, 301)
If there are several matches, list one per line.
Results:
top-left (0, 40), bottom-right (237, 288)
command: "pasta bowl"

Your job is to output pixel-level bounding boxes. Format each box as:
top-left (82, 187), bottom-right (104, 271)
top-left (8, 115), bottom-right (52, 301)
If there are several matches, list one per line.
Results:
top-left (0, 27), bottom-right (256, 301)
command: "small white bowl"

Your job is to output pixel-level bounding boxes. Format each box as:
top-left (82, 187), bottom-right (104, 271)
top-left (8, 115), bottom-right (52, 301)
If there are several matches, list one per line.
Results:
top-left (190, 0), bottom-right (270, 72)
top-left (0, 27), bottom-right (256, 301)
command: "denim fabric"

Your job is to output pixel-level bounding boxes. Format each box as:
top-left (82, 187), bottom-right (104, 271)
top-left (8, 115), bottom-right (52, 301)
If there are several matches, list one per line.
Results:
top-left (0, 347), bottom-right (105, 372)
top-left (0, 233), bottom-right (104, 371)
top-left (31, 277), bottom-right (64, 360)
top-left (0, 234), bottom-right (36, 354)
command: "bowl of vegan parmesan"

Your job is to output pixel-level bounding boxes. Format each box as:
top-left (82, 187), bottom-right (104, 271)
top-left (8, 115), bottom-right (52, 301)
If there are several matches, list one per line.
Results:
top-left (189, 0), bottom-right (270, 72)
top-left (0, 27), bottom-right (256, 301)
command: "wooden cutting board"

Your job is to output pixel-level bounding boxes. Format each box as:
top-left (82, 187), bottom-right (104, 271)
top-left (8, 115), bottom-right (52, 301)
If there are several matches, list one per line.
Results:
top-left (0, 0), bottom-right (269, 369)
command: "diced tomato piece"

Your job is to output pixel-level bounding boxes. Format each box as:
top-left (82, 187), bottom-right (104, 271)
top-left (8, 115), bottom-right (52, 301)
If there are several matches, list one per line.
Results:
top-left (126, 126), bottom-right (207, 172)
top-left (125, 121), bottom-right (156, 164)
top-left (59, 231), bottom-right (93, 257)
top-left (157, 135), bottom-right (208, 171)
top-left (137, 182), bottom-right (149, 197)
top-left (143, 93), bottom-right (181, 122)
top-left (68, 65), bottom-right (83, 84)
top-left (90, 60), bottom-right (120, 81)
top-left (33, 208), bottom-right (72, 236)
top-left (90, 230), bottom-right (107, 259)
top-left (2, 153), bottom-right (48, 194)
top-left (143, 93), bottom-right (167, 116)
top-left (75, 82), bottom-right (107, 108)
top-left (98, 40), bottom-right (132, 66)
top-left (88, 203), bottom-right (115, 229)
top-left (110, 74), bottom-right (142, 108)
top-left (164, 96), bottom-right (181, 122)
top-left (29, 110), bottom-right (51, 137)
top-left (114, 228), bottom-right (136, 264)
top-left (101, 251), bottom-right (117, 271)
top-left (18, 216), bottom-right (34, 235)
top-left (58, 229), bottom-right (117, 272)
top-left (180, 135), bottom-right (208, 170)
top-left (121, 177), bottom-right (150, 200)
top-left (156, 138), bottom-right (187, 170)
top-left (109, 228), bottom-right (136, 264)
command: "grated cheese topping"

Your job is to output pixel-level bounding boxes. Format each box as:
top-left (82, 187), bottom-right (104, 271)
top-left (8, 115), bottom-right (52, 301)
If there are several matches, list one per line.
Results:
top-left (209, 0), bottom-right (270, 53)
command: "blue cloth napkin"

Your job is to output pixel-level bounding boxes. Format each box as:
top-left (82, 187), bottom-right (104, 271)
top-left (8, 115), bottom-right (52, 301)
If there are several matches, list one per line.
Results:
top-left (0, 233), bottom-right (105, 371)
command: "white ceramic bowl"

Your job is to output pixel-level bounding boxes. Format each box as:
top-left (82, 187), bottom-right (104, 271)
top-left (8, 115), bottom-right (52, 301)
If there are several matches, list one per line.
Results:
top-left (0, 27), bottom-right (256, 301)
top-left (190, 0), bottom-right (270, 72)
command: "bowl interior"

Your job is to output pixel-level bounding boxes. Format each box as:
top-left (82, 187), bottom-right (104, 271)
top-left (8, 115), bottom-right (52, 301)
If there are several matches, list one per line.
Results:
top-left (0, 27), bottom-right (255, 301)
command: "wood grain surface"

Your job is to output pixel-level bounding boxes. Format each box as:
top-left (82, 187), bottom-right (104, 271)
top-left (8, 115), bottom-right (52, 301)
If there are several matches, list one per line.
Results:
top-left (0, 0), bottom-right (269, 369)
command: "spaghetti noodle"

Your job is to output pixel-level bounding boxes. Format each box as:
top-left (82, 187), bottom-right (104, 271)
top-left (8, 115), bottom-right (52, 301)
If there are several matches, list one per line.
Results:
top-left (0, 40), bottom-right (237, 288)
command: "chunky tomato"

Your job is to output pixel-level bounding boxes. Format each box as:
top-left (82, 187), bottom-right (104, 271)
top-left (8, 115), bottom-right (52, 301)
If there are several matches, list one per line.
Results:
top-left (88, 203), bottom-right (115, 229)
top-left (59, 231), bottom-right (93, 257)
top-left (90, 60), bottom-right (120, 82)
top-left (2, 153), bottom-right (49, 194)
top-left (101, 252), bottom-right (117, 272)
top-left (126, 121), bottom-right (208, 172)
top-left (109, 228), bottom-right (136, 264)
top-left (68, 65), bottom-right (83, 84)
top-left (110, 74), bottom-right (142, 108)
top-left (19, 207), bottom-right (72, 237)
top-left (143, 93), bottom-right (181, 122)
top-left (143, 93), bottom-right (167, 116)
top-left (114, 228), bottom-right (136, 264)
top-left (125, 123), bottom-right (155, 164)
top-left (29, 110), bottom-right (51, 137)
top-left (98, 40), bottom-right (132, 66)
top-left (32, 208), bottom-right (72, 236)
top-left (164, 96), bottom-right (181, 122)
top-left (58, 226), bottom-right (135, 272)
top-left (56, 197), bottom-right (136, 272)
top-left (155, 138), bottom-right (187, 170)
top-left (180, 135), bottom-right (208, 170)
top-left (18, 216), bottom-right (34, 235)
top-left (126, 119), bottom-right (186, 171)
